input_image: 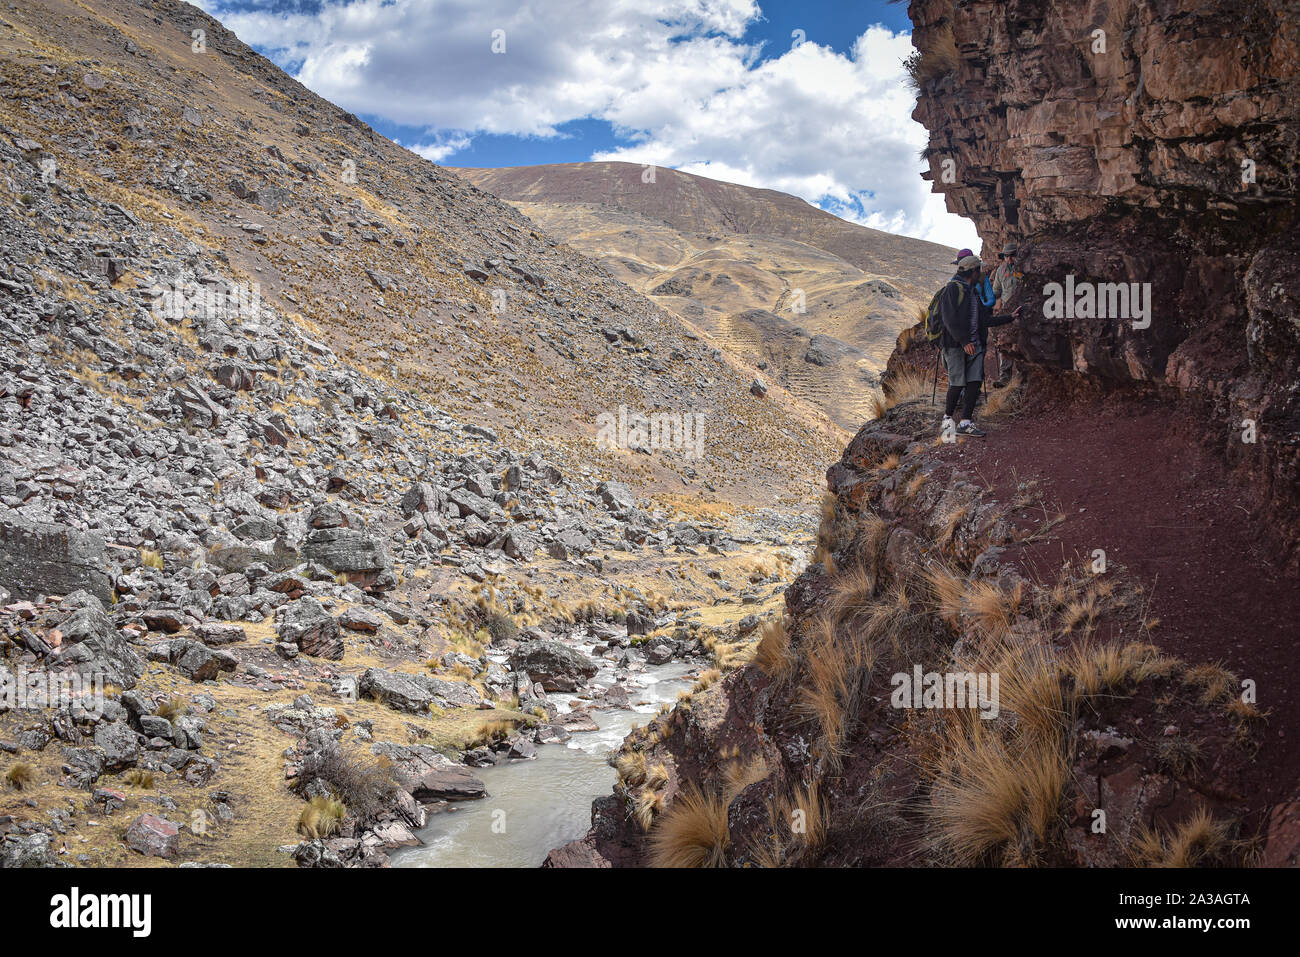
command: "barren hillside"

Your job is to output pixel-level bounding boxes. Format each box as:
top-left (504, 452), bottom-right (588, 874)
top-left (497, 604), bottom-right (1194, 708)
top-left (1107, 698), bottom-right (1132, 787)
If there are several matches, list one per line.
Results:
top-left (0, 0), bottom-right (834, 869)
top-left (458, 163), bottom-right (956, 430)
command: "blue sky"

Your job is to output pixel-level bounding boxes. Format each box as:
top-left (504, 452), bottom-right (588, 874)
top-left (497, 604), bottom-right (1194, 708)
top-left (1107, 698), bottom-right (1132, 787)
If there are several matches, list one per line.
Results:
top-left (196, 0), bottom-right (976, 248)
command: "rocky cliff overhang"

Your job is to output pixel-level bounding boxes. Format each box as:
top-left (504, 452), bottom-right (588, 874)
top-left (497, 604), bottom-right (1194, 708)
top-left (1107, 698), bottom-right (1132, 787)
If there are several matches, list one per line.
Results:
top-left (907, 0), bottom-right (1299, 555)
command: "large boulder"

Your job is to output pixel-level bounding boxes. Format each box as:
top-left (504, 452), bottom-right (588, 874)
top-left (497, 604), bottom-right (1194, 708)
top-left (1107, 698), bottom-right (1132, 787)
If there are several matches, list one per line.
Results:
top-left (60, 746), bottom-right (106, 789)
top-left (596, 481), bottom-right (635, 511)
top-left (410, 765), bottom-right (487, 802)
top-left (400, 482), bottom-right (444, 516)
top-left (0, 509), bottom-right (112, 603)
top-left (359, 668), bottom-right (433, 713)
top-left (338, 605), bottom-right (382, 633)
top-left (149, 638), bottom-right (237, 682)
top-left (299, 527), bottom-right (393, 590)
top-left (368, 742), bottom-right (483, 800)
top-left (51, 591), bottom-right (145, 690)
top-left (124, 813), bottom-right (179, 859)
top-left (93, 720), bottom-right (140, 771)
top-left (0, 832), bottom-right (54, 868)
top-left (508, 641), bottom-right (597, 692)
top-left (277, 597), bottom-right (343, 659)
top-left (358, 668), bottom-right (483, 713)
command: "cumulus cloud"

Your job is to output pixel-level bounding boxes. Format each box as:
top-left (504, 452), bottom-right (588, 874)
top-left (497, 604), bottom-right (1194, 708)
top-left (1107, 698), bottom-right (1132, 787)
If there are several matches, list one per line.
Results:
top-left (406, 135), bottom-right (473, 164)
top-left (199, 0), bottom-right (978, 247)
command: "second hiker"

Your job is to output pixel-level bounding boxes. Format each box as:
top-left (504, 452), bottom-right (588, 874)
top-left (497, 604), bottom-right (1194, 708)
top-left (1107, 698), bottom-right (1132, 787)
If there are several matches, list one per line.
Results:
top-left (937, 252), bottom-right (1021, 438)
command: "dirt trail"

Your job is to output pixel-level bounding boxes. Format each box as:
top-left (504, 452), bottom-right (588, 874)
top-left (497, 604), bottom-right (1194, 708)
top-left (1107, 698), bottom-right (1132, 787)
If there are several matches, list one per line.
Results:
top-left (934, 393), bottom-right (1300, 809)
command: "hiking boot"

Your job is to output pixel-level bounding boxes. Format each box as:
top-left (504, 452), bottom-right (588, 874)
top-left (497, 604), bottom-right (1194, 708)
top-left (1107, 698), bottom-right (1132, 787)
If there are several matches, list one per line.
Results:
top-left (956, 421), bottom-right (986, 437)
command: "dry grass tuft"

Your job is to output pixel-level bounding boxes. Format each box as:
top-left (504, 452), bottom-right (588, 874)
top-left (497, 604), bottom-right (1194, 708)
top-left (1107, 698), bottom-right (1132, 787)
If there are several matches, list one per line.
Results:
top-left (4, 762), bottom-right (35, 791)
top-left (966, 579), bottom-right (1024, 638)
top-left (648, 784), bottom-right (731, 868)
top-left (645, 762), bottom-right (670, 790)
top-left (928, 718), bottom-right (1069, 866)
top-left (829, 561), bottom-right (878, 624)
top-left (811, 492), bottom-right (845, 572)
top-left (722, 755), bottom-right (769, 804)
top-left (753, 616), bottom-right (796, 681)
top-left (981, 372), bottom-right (1022, 418)
top-left (797, 615), bottom-right (877, 770)
top-left (1183, 663), bottom-right (1236, 705)
top-left (155, 696), bottom-right (187, 720)
top-left (616, 750), bottom-right (648, 788)
top-left (465, 718), bottom-right (521, 749)
top-left (297, 795), bottom-right (346, 839)
top-left (904, 21), bottom-right (959, 91)
top-left (1156, 736), bottom-right (1202, 777)
top-left (1066, 640), bottom-right (1172, 699)
top-left (123, 768), bottom-right (156, 789)
top-left (1132, 808), bottom-right (1234, 868)
top-left (922, 563), bottom-right (965, 628)
top-left (756, 780), bottom-right (830, 866)
top-left (633, 787), bottom-right (665, 831)
top-left (937, 504), bottom-right (970, 550)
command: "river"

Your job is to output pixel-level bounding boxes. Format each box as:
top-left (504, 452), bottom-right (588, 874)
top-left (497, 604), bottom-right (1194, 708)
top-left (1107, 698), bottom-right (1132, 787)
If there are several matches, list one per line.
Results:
top-left (392, 633), bottom-right (695, 868)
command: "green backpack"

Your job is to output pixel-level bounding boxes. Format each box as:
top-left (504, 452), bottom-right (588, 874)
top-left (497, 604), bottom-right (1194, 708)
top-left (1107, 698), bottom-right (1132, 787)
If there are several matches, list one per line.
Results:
top-left (924, 280), bottom-right (965, 343)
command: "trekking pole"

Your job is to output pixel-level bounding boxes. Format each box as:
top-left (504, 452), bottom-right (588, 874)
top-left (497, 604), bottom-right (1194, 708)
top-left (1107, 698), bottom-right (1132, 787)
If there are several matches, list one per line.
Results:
top-left (931, 347), bottom-right (940, 406)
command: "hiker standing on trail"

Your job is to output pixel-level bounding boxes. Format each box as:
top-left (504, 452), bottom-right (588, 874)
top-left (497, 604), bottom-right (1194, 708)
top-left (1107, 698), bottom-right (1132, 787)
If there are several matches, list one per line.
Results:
top-left (986, 242), bottom-right (1022, 386)
top-left (990, 241), bottom-right (1021, 307)
top-left (937, 252), bottom-right (1021, 438)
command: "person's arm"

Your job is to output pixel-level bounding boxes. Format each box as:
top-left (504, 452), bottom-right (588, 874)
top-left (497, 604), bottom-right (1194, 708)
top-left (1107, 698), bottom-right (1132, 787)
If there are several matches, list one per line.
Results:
top-left (987, 305), bottom-right (1023, 328)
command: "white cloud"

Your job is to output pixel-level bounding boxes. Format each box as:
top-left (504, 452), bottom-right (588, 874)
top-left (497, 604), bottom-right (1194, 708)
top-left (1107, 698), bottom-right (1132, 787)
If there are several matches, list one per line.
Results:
top-left (200, 0), bottom-right (977, 247)
top-left (406, 135), bottom-right (473, 164)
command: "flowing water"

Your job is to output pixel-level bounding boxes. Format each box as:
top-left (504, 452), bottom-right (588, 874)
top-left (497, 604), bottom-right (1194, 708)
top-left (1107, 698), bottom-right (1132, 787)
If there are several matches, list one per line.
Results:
top-left (392, 634), bottom-right (695, 868)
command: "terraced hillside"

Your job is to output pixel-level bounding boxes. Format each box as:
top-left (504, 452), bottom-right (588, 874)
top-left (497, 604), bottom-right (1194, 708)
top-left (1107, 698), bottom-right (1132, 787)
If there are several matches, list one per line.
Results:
top-left (458, 163), bottom-right (956, 431)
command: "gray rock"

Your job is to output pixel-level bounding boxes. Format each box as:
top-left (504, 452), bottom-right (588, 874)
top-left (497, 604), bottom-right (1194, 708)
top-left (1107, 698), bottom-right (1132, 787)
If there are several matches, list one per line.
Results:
top-left (0, 832), bottom-right (53, 868)
top-left (645, 640), bottom-right (676, 665)
top-left (124, 813), bottom-right (180, 859)
top-left (358, 668), bottom-right (482, 713)
top-left (60, 746), bottom-right (106, 789)
top-left (191, 622), bottom-right (245, 646)
top-left (410, 765), bottom-right (487, 802)
top-left (277, 597), bottom-right (343, 659)
top-left (0, 508), bottom-right (112, 603)
top-left (52, 592), bottom-right (145, 689)
top-left (338, 606), bottom-right (382, 632)
top-left (300, 528), bottom-right (392, 586)
top-left (93, 720), bottom-right (140, 771)
top-left (139, 715), bottom-right (173, 739)
top-left (358, 668), bottom-right (436, 713)
top-left (508, 641), bottom-right (597, 693)
top-left (596, 481), bottom-right (636, 511)
top-left (150, 639), bottom-right (237, 682)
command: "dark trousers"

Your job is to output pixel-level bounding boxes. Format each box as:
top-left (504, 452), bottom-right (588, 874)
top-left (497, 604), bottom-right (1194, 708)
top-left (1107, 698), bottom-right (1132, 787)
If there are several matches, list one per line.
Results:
top-left (944, 383), bottom-right (980, 419)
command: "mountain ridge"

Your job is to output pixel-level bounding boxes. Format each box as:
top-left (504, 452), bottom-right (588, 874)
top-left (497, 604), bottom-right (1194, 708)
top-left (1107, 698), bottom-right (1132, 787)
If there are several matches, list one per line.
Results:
top-left (457, 162), bottom-right (956, 430)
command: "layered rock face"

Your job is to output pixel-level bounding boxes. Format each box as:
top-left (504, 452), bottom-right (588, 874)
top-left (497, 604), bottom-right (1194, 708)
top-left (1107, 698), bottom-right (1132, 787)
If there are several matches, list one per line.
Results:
top-left (908, 0), bottom-right (1300, 562)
